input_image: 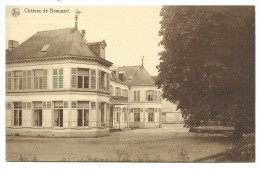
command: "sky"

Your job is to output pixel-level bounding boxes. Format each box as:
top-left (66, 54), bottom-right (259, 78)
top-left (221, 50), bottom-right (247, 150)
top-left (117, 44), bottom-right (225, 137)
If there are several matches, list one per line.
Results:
top-left (6, 6), bottom-right (163, 76)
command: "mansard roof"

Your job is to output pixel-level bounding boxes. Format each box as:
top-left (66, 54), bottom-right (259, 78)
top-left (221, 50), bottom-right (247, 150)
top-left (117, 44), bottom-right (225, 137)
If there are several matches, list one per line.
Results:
top-left (118, 66), bottom-right (155, 86)
top-left (6, 27), bottom-right (112, 66)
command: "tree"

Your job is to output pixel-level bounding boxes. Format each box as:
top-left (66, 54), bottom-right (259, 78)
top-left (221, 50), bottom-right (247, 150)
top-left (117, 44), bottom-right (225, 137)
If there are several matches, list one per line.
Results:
top-left (156, 6), bottom-right (255, 137)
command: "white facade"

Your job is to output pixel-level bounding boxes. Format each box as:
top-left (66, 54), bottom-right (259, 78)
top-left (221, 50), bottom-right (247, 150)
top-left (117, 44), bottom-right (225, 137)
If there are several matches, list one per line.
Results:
top-left (6, 59), bottom-right (111, 137)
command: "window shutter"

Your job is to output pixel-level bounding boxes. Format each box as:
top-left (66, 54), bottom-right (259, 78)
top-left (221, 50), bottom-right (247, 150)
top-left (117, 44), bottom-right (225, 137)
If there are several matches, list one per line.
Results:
top-left (22, 102), bottom-right (27, 109)
top-left (155, 91), bottom-right (157, 101)
top-left (47, 102), bottom-right (51, 109)
top-left (22, 71), bottom-right (27, 90)
top-left (64, 101), bottom-right (68, 108)
top-left (58, 68), bottom-right (63, 88)
top-left (98, 70), bottom-right (101, 89)
top-left (6, 102), bottom-right (11, 109)
top-left (6, 71), bottom-right (12, 91)
top-left (106, 73), bottom-right (110, 91)
top-left (42, 69), bottom-right (48, 89)
top-left (43, 102), bottom-right (47, 109)
top-left (146, 90), bottom-right (148, 101)
top-left (91, 69), bottom-right (96, 89)
top-left (71, 68), bottom-right (77, 89)
top-left (53, 69), bottom-right (58, 89)
top-left (26, 71), bottom-right (32, 89)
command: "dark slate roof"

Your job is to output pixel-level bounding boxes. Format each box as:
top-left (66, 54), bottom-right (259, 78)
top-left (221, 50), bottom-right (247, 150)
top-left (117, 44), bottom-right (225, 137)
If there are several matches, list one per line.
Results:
top-left (118, 66), bottom-right (155, 86)
top-left (6, 27), bottom-right (97, 61)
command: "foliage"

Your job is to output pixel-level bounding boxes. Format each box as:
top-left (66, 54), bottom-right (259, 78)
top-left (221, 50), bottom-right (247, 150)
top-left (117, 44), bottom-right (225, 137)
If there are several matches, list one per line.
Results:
top-left (156, 6), bottom-right (255, 137)
top-left (225, 133), bottom-right (255, 162)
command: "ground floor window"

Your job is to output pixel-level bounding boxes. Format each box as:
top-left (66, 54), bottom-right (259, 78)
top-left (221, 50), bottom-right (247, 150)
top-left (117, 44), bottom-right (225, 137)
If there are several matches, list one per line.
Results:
top-left (148, 108), bottom-right (154, 122)
top-left (54, 101), bottom-right (63, 127)
top-left (78, 109), bottom-right (89, 126)
top-left (13, 102), bottom-right (22, 126)
top-left (134, 108), bottom-right (140, 122)
top-left (34, 102), bottom-right (42, 127)
top-left (77, 101), bottom-right (89, 127)
top-left (116, 108), bottom-right (119, 123)
top-left (101, 103), bottom-right (105, 124)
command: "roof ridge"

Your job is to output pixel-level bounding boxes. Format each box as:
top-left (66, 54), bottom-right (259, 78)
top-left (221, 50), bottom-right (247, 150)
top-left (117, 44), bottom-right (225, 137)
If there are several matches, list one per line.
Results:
top-left (37, 27), bottom-right (75, 33)
top-left (118, 65), bottom-right (142, 68)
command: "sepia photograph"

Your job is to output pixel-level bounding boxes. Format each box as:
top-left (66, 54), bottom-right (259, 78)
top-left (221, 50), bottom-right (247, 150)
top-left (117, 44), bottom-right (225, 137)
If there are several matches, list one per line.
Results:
top-left (2, 2), bottom-right (257, 167)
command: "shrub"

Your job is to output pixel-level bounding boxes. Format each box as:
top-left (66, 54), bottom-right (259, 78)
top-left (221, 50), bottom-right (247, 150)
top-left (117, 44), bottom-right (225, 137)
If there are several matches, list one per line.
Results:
top-left (225, 133), bottom-right (255, 162)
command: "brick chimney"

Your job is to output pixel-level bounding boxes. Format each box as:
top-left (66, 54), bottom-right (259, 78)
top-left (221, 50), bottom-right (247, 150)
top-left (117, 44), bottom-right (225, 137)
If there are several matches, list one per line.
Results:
top-left (8, 40), bottom-right (19, 52)
top-left (81, 30), bottom-right (86, 37)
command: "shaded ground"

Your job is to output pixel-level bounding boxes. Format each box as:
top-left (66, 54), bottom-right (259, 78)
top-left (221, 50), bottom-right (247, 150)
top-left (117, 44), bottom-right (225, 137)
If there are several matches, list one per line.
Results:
top-left (6, 124), bottom-right (233, 162)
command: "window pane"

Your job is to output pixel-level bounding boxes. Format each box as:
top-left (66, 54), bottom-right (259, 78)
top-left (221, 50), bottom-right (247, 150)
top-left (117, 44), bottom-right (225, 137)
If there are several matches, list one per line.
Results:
top-left (14, 110), bottom-right (18, 125)
top-left (14, 71), bottom-right (22, 77)
top-left (59, 110), bottom-right (63, 127)
top-left (84, 76), bottom-right (89, 88)
top-left (78, 110), bottom-right (83, 126)
top-left (19, 110), bottom-right (22, 126)
top-left (34, 77), bottom-right (38, 89)
top-left (78, 76), bottom-right (83, 88)
top-left (77, 101), bottom-right (89, 109)
top-left (39, 77), bottom-right (43, 89)
top-left (54, 101), bottom-right (63, 108)
top-left (34, 69), bottom-right (42, 76)
top-left (84, 110), bottom-right (89, 126)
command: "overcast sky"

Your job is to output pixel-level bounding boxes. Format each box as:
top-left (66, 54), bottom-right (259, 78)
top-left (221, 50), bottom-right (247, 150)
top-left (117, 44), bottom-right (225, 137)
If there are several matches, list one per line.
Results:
top-left (6, 6), bottom-right (163, 76)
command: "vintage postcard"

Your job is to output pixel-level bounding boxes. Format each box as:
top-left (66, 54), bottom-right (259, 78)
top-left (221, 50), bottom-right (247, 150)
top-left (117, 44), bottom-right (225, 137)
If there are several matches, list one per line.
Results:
top-left (1, 1), bottom-right (259, 169)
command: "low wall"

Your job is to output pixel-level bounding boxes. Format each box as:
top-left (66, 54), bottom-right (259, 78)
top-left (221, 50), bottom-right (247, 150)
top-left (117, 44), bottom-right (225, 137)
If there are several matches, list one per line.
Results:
top-left (129, 122), bottom-right (160, 129)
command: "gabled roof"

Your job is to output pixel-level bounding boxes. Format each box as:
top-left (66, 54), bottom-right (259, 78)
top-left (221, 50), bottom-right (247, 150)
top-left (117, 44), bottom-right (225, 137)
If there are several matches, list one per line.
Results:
top-left (6, 27), bottom-right (98, 61)
top-left (118, 66), bottom-right (155, 86)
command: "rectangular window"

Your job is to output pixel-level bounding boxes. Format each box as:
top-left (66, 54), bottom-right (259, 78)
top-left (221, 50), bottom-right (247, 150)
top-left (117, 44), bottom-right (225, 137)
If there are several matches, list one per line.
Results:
top-left (77, 68), bottom-right (90, 89)
top-left (14, 71), bottom-right (22, 90)
top-left (134, 108), bottom-right (140, 122)
top-left (148, 108), bottom-right (154, 122)
top-left (53, 101), bottom-right (63, 127)
top-left (33, 69), bottom-right (43, 89)
top-left (33, 102), bottom-right (42, 127)
top-left (134, 91), bottom-right (140, 102)
top-left (13, 102), bottom-right (22, 126)
top-left (53, 68), bottom-right (63, 89)
top-left (147, 90), bottom-right (154, 101)
top-left (116, 107), bottom-right (119, 123)
top-left (77, 101), bottom-right (89, 127)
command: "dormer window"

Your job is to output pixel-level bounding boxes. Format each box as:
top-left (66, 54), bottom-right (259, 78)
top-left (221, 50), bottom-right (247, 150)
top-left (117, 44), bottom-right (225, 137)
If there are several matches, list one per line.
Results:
top-left (41, 44), bottom-right (50, 52)
top-left (118, 72), bottom-right (126, 82)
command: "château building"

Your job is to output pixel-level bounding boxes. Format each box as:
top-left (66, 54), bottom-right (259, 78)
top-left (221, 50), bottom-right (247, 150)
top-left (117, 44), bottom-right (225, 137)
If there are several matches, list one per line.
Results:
top-left (6, 27), bottom-right (162, 137)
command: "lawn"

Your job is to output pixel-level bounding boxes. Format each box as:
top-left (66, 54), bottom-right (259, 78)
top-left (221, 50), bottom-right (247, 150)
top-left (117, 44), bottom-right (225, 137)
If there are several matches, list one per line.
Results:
top-left (6, 124), bottom-right (233, 162)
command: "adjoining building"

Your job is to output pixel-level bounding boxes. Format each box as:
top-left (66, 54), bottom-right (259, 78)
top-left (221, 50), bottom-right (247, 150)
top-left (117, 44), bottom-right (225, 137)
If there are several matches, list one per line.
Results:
top-left (161, 99), bottom-right (184, 124)
top-left (118, 66), bottom-right (162, 129)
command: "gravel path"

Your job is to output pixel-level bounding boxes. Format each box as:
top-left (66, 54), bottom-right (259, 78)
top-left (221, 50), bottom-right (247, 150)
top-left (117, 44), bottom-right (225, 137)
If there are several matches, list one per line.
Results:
top-left (6, 124), bottom-right (232, 162)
